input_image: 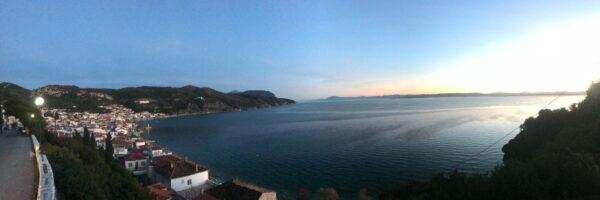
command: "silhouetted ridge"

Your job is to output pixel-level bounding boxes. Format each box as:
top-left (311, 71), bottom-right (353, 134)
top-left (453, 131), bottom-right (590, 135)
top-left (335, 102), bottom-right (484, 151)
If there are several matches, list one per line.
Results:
top-left (0, 83), bottom-right (295, 114)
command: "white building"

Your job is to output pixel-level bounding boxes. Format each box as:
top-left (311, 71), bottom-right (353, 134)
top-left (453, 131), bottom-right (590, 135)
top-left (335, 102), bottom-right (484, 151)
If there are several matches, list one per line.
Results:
top-left (135, 140), bottom-right (146, 149)
top-left (152, 155), bottom-right (209, 193)
top-left (123, 152), bottom-right (148, 175)
top-left (150, 146), bottom-right (169, 158)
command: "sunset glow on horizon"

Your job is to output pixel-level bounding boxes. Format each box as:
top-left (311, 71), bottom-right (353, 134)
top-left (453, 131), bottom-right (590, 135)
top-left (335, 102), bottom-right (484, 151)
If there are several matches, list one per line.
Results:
top-left (361, 14), bottom-right (600, 97)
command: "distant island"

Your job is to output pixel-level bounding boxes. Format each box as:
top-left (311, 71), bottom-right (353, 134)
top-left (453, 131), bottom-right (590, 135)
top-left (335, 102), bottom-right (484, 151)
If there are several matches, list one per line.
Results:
top-left (1, 82), bottom-right (295, 115)
top-left (327, 91), bottom-right (585, 100)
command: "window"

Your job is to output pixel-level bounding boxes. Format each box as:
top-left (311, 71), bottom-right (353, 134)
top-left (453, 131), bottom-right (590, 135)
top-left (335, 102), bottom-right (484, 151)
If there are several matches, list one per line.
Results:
top-left (187, 179), bottom-right (192, 185)
top-left (128, 163), bottom-right (133, 168)
top-left (141, 161), bottom-right (146, 166)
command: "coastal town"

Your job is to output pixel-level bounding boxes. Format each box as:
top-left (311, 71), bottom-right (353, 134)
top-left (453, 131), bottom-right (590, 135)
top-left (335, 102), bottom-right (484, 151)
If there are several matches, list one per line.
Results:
top-left (41, 104), bottom-right (277, 200)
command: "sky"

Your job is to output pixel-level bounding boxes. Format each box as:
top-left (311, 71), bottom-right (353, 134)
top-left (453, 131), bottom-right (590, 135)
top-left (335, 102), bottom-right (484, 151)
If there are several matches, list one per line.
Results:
top-left (2, 1), bottom-right (600, 100)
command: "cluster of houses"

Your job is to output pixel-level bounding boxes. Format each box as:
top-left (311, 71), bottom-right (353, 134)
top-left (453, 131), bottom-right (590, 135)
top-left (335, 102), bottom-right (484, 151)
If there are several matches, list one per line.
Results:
top-left (43, 104), bottom-right (277, 200)
top-left (44, 104), bottom-right (161, 137)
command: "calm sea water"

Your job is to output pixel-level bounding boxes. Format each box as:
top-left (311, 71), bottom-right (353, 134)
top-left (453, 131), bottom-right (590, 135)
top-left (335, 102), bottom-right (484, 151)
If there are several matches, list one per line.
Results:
top-left (146, 96), bottom-right (583, 199)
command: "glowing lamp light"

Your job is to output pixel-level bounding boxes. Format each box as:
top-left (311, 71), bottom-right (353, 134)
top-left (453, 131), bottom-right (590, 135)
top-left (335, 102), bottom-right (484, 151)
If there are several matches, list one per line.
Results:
top-left (34, 97), bottom-right (44, 106)
top-left (30, 114), bottom-right (35, 118)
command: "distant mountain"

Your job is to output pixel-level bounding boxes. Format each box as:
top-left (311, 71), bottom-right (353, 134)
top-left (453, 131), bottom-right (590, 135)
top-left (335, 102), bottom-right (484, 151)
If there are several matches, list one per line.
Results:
top-left (327, 91), bottom-right (585, 100)
top-left (0, 83), bottom-right (296, 115)
top-left (238, 90), bottom-right (276, 98)
top-left (0, 82), bottom-right (31, 100)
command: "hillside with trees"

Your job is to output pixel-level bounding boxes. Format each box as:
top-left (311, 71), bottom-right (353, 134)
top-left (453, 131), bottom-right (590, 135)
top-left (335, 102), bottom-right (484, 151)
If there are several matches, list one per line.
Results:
top-left (380, 82), bottom-right (600, 199)
top-left (41, 129), bottom-right (152, 199)
top-left (0, 82), bottom-right (45, 132)
top-left (0, 83), bottom-right (295, 114)
top-left (35, 84), bottom-right (295, 114)
top-left (0, 82), bottom-right (151, 199)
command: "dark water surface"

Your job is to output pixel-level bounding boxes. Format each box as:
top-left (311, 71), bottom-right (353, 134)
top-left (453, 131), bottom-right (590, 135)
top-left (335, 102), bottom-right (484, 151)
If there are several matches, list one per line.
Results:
top-left (147, 96), bottom-right (583, 199)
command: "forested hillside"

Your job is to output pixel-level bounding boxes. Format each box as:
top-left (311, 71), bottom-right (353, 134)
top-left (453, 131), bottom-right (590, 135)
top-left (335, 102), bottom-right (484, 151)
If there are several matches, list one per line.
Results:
top-left (0, 83), bottom-right (295, 114)
top-left (0, 82), bottom-right (44, 132)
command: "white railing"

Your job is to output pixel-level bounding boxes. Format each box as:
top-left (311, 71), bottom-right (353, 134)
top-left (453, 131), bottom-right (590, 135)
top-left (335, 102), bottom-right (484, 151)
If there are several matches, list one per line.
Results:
top-left (32, 135), bottom-right (56, 200)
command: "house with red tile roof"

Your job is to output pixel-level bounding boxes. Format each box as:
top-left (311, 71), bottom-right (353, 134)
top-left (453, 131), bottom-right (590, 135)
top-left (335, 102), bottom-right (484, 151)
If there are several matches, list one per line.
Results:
top-left (152, 155), bottom-right (210, 193)
top-left (147, 183), bottom-right (175, 200)
top-left (123, 152), bottom-right (148, 175)
top-left (149, 146), bottom-right (172, 158)
top-left (113, 137), bottom-right (133, 157)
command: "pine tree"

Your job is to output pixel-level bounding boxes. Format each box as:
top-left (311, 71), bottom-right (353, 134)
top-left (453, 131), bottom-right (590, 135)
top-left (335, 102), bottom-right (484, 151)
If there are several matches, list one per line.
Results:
top-left (83, 126), bottom-right (90, 144)
top-left (74, 130), bottom-right (81, 139)
top-left (104, 133), bottom-right (114, 162)
top-left (90, 132), bottom-right (97, 148)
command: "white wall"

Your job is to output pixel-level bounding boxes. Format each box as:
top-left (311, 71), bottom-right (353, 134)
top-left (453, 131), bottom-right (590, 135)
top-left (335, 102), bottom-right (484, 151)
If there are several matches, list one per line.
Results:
top-left (125, 160), bottom-right (147, 171)
top-left (114, 147), bottom-right (128, 156)
top-left (170, 171), bottom-right (209, 192)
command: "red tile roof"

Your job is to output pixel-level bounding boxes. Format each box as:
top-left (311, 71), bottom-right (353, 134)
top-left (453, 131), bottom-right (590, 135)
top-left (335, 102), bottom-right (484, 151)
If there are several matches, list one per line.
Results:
top-left (130, 149), bottom-right (144, 154)
top-left (153, 155), bottom-right (208, 179)
top-left (147, 183), bottom-right (173, 200)
top-left (151, 146), bottom-right (163, 150)
top-left (124, 152), bottom-right (146, 161)
top-left (113, 138), bottom-right (133, 146)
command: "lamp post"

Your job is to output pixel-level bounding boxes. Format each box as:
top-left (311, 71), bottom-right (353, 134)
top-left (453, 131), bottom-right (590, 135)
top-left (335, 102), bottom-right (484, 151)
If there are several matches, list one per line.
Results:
top-left (34, 97), bottom-right (44, 143)
top-left (1, 103), bottom-right (5, 133)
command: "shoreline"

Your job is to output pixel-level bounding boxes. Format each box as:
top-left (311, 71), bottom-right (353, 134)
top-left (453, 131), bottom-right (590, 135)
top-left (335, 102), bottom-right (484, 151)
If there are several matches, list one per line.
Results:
top-left (146, 103), bottom-right (296, 121)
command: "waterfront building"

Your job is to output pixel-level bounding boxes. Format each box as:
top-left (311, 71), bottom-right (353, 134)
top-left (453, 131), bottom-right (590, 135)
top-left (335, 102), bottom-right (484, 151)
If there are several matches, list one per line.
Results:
top-left (150, 146), bottom-right (168, 158)
top-left (152, 155), bottom-right (210, 193)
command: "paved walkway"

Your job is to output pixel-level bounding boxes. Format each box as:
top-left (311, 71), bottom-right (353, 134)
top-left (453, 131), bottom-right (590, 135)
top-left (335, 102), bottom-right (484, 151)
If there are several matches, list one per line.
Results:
top-left (0, 129), bottom-right (35, 200)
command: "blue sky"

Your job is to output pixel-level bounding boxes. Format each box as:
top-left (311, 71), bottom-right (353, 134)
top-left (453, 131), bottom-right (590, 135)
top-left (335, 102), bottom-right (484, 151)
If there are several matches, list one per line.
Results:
top-left (2, 1), bottom-right (600, 100)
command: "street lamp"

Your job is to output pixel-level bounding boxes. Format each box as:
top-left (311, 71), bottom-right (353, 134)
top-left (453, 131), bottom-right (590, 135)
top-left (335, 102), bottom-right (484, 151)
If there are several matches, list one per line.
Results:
top-left (34, 97), bottom-right (44, 143)
top-left (35, 97), bottom-right (45, 107)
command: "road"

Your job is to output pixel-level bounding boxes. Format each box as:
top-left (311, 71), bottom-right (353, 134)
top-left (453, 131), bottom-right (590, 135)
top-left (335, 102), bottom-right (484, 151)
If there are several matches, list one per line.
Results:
top-left (0, 129), bottom-right (35, 200)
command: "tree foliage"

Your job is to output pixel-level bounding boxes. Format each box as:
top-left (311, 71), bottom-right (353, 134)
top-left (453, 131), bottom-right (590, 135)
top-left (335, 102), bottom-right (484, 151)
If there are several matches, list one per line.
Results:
top-left (41, 133), bottom-right (151, 200)
top-left (318, 188), bottom-right (339, 200)
top-left (105, 133), bottom-right (114, 162)
top-left (0, 82), bottom-right (45, 133)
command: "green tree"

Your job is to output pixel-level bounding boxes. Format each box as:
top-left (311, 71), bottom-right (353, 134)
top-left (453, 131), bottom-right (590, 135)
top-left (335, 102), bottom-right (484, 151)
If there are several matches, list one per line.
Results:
top-left (104, 133), bottom-right (113, 162)
top-left (318, 188), bottom-right (339, 200)
top-left (42, 133), bottom-right (151, 200)
top-left (90, 132), bottom-right (97, 149)
top-left (73, 130), bottom-right (80, 139)
top-left (83, 126), bottom-right (90, 144)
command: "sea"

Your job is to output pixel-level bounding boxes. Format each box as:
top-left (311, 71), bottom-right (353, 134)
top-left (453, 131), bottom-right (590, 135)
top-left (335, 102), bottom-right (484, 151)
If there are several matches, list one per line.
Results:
top-left (145, 95), bottom-right (584, 199)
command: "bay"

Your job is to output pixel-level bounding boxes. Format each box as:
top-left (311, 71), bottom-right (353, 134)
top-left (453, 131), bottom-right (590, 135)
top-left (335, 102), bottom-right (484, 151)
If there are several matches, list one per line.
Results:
top-left (146, 96), bottom-right (583, 199)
